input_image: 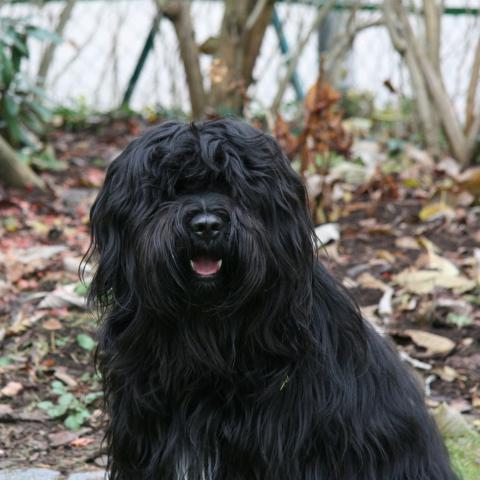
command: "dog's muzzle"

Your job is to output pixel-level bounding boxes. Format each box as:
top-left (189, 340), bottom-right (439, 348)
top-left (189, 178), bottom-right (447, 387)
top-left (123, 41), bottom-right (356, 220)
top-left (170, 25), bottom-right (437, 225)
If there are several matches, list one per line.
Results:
top-left (188, 211), bottom-right (226, 278)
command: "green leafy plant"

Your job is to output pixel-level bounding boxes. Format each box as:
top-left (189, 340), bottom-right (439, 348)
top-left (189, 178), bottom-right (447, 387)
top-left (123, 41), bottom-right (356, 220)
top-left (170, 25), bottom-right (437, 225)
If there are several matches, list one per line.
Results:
top-left (37, 380), bottom-right (102, 430)
top-left (0, 16), bottom-right (61, 146)
top-left (76, 333), bottom-right (96, 351)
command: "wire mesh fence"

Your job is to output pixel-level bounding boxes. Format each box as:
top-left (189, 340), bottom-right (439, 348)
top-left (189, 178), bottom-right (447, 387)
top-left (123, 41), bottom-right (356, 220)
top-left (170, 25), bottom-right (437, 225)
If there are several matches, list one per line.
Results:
top-left (1, 0), bottom-right (479, 116)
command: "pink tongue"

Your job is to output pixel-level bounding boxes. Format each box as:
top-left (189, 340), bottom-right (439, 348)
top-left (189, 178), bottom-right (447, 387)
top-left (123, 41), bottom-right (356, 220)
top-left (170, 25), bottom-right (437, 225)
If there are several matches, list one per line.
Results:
top-left (191, 258), bottom-right (221, 276)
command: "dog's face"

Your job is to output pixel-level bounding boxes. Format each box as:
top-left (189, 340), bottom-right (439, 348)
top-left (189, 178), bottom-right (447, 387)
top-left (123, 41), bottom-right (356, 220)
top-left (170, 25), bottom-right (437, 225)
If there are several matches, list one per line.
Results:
top-left (87, 119), bottom-right (314, 317)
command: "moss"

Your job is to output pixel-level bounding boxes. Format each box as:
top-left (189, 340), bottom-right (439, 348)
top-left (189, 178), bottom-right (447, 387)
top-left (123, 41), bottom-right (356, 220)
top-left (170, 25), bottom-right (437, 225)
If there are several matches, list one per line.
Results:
top-left (447, 433), bottom-right (480, 480)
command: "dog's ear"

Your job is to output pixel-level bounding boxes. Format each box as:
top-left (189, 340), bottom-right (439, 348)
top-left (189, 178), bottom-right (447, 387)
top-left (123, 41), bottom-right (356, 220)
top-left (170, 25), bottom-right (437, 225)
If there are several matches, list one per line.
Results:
top-left (260, 134), bottom-right (316, 281)
top-left (83, 142), bottom-right (141, 311)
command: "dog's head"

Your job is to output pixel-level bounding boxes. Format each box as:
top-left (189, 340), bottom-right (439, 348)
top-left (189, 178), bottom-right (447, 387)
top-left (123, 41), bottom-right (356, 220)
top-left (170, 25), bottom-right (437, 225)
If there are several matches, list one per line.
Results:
top-left (87, 119), bottom-right (315, 319)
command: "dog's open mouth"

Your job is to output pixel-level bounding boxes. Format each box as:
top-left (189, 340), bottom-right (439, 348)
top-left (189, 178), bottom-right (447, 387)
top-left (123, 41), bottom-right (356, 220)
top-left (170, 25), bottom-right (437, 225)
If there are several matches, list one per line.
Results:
top-left (190, 257), bottom-right (222, 277)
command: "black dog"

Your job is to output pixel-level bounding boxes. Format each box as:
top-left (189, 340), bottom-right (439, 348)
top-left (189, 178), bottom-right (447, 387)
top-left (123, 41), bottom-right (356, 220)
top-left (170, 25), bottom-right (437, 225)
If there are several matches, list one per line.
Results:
top-left (86, 119), bottom-right (457, 479)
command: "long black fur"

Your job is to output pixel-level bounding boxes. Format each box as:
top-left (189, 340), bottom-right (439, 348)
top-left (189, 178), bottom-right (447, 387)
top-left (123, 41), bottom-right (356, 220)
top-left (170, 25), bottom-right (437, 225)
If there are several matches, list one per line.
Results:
top-left (86, 118), bottom-right (458, 479)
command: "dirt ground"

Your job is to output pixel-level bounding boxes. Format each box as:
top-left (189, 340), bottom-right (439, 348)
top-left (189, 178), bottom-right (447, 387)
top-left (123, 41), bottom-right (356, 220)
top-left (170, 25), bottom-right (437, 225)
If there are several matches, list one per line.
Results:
top-left (0, 119), bottom-right (479, 473)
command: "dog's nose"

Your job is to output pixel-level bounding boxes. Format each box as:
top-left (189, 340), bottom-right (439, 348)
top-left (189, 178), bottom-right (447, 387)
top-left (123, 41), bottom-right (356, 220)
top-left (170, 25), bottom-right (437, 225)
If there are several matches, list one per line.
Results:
top-left (190, 213), bottom-right (224, 240)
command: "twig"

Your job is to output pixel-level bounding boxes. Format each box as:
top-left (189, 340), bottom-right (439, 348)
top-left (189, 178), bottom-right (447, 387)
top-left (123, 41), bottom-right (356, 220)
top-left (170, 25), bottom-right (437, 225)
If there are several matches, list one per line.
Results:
top-left (245, 0), bottom-right (269, 31)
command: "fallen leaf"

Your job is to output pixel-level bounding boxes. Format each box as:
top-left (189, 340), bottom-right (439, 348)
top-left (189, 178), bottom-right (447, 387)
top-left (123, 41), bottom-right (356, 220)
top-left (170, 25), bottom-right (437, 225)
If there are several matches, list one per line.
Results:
top-left (405, 329), bottom-right (455, 357)
top-left (43, 318), bottom-right (63, 331)
top-left (1, 381), bottom-right (23, 397)
top-left (77, 333), bottom-right (96, 351)
top-left (7, 310), bottom-right (44, 337)
top-left (315, 223), bottom-right (340, 245)
top-left (49, 430), bottom-right (78, 447)
top-left (54, 367), bottom-right (78, 387)
top-left (419, 202), bottom-right (455, 221)
top-left (81, 167), bottom-right (105, 188)
top-left (376, 249), bottom-right (396, 264)
top-left (378, 287), bottom-right (393, 317)
top-left (70, 437), bottom-right (95, 447)
top-left (428, 251), bottom-right (459, 276)
top-left (38, 283), bottom-right (86, 309)
top-left (432, 366), bottom-right (458, 382)
top-left (394, 269), bottom-right (475, 294)
top-left (357, 272), bottom-right (389, 291)
top-left (456, 166), bottom-right (480, 196)
top-left (13, 245), bottom-right (67, 264)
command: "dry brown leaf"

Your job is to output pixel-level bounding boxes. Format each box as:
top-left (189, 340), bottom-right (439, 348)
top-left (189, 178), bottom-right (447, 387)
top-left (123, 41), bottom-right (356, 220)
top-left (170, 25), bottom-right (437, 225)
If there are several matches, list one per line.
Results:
top-left (49, 430), bottom-right (79, 447)
top-left (405, 329), bottom-right (455, 357)
top-left (42, 318), bottom-right (63, 331)
top-left (456, 166), bottom-right (480, 196)
top-left (70, 437), bottom-right (96, 448)
top-left (428, 251), bottom-right (459, 276)
top-left (395, 236), bottom-right (421, 250)
top-left (394, 269), bottom-right (475, 294)
top-left (419, 202), bottom-right (455, 222)
top-left (357, 272), bottom-right (389, 291)
top-left (376, 250), bottom-right (396, 264)
top-left (7, 310), bottom-right (44, 337)
top-left (1, 381), bottom-right (23, 397)
top-left (432, 366), bottom-right (459, 382)
top-left (54, 367), bottom-right (78, 388)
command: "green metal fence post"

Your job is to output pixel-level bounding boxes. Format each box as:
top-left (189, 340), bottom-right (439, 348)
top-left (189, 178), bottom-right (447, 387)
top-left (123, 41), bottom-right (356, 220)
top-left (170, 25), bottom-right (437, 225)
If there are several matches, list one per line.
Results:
top-left (121, 13), bottom-right (161, 108)
top-left (272, 7), bottom-right (305, 101)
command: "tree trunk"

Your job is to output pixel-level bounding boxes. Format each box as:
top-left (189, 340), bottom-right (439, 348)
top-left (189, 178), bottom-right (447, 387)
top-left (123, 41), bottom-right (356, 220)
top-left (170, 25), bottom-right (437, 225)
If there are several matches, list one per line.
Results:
top-left (383, 5), bottom-right (440, 153)
top-left (465, 33), bottom-right (480, 133)
top-left (209, 0), bottom-right (273, 114)
top-left (383, 0), bottom-right (475, 165)
top-left (0, 135), bottom-right (45, 189)
top-left (37, 0), bottom-right (77, 87)
top-left (421, 0), bottom-right (443, 155)
top-left (157, 0), bottom-right (206, 119)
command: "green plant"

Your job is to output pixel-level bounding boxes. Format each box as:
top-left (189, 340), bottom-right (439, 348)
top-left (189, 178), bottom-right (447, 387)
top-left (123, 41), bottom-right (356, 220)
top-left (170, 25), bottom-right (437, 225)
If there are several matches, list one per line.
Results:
top-left (0, 16), bottom-right (61, 146)
top-left (447, 434), bottom-right (480, 480)
top-left (37, 380), bottom-right (102, 430)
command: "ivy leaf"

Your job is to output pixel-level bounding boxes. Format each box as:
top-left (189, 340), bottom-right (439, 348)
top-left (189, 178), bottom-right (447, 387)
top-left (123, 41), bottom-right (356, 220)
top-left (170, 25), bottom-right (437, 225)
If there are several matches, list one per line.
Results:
top-left (84, 391), bottom-right (103, 405)
top-left (65, 410), bottom-right (90, 431)
top-left (76, 334), bottom-right (96, 351)
top-left (37, 401), bottom-right (54, 411)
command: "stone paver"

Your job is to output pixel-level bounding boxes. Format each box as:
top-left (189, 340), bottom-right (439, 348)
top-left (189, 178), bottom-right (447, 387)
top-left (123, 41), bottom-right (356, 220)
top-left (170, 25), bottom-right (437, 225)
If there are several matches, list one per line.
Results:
top-left (0, 469), bottom-right (61, 480)
top-left (0, 470), bottom-right (106, 480)
top-left (67, 472), bottom-right (105, 480)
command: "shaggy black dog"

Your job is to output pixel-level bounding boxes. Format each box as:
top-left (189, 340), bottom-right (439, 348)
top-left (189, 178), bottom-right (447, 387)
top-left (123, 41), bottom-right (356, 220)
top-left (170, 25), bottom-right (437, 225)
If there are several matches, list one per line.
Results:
top-left (86, 119), bottom-right (457, 479)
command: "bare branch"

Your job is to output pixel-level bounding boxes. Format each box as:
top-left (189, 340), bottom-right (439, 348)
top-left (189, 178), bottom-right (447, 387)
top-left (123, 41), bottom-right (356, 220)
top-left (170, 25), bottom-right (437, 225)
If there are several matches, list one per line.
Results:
top-left (385, 0), bottom-right (469, 164)
top-left (382, 1), bottom-right (440, 152)
top-left (37, 0), bottom-right (77, 87)
top-left (271, 0), bottom-right (336, 114)
top-left (324, 17), bottom-right (383, 83)
top-left (423, 0), bottom-right (442, 74)
top-left (466, 32), bottom-right (480, 133)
